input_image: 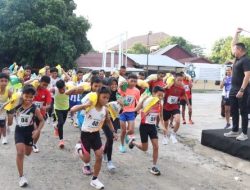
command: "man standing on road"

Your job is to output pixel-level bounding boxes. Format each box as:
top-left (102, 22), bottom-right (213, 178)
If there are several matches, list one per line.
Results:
top-left (224, 28), bottom-right (250, 141)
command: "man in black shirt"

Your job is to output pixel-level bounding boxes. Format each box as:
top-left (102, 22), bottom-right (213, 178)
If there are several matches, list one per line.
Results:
top-left (224, 28), bottom-right (250, 141)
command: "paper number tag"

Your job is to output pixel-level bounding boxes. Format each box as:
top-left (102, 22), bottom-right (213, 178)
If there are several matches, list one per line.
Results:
top-left (145, 113), bottom-right (158, 125)
top-left (167, 96), bottom-right (178, 104)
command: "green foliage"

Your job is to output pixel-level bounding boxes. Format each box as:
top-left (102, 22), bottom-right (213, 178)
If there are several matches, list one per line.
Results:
top-left (0, 0), bottom-right (91, 69)
top-left (210, 36), bottom-right (250, 64)
top-left (160, 36), bottom-right (204, 56)
top-left (128, 43), bottom-right (149, 54)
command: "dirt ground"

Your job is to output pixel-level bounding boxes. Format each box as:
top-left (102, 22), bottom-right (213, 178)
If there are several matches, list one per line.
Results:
top-left (0, 92), bottom-right (250, 190)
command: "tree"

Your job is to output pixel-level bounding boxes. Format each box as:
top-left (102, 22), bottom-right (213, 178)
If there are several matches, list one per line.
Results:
top-left (127, 43), bottom-right (149, 54)
top-left (160, 36), bottom-right (205, 56)
top-left (210, 36), bottom-right (250, 64)
top-left (0, 0), bottom-right (92, 69)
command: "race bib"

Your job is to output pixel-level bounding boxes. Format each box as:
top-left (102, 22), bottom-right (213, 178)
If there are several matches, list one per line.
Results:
top-left (145, 113), bottom-right (158, 125)
top-left (125, 96), bottom-right (134, 105)
top-left (34, 101), bottom-right (43, 109)
top-left (167, 96), bottom-right (178, 104)
top-left (17, 114), bottom-right (33, 127)
top-left (88, 119), bottom-right (101, 129)
top-left (184, 85), bottom-right (190, 92)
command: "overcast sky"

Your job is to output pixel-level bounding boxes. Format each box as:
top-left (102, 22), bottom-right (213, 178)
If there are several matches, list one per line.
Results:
top-left (74, 0), bottom-right (250, 55)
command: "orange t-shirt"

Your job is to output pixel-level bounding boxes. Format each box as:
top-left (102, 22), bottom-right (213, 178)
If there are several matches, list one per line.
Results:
top-left (118, 87), bottom-right (140, 112)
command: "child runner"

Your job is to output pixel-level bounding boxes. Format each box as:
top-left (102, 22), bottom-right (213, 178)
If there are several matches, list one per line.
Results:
top-left (32, 76), bottom-right (52, 152)
top-left (72, 87), bottom-right (118, 189)
top-left (180, 73), bottom-right (194, 125)
top-left (14, 85), bottom-right (44, 187)
top-left (129, 86), bottom-right (164, 175)
top-left (162, 73), bottom-right (191, 144)
top-left (118, 74), bottom-right (140, 153)
top-left (0, 73), bottom-right (12, 144)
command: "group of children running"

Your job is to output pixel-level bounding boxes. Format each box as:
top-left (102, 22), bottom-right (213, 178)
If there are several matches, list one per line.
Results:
top-left (0, 65), bottom-right (193, 189)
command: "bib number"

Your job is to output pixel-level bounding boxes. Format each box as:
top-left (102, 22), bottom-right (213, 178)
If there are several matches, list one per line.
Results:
top-left (145, 113), bottom-right (158, 125)
top-left (125, 96), bottom-right (134, 105)
top-left (34, 101), bottom-right (43, 109)
top-left (184, 85), bottom-right (190, 92)
top-left (18, 114), bottom-right (32, 127)
top-left (167, 96), bottom-right (178, 104)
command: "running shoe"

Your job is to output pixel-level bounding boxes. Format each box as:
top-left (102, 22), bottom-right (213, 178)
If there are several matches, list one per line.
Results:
top-left (107, 161), bottom-right (116, 172)
top-left (182, 120), bottom-right (186, 125)
top-left (170, 133), bottom-right (178, 144)
top-left (236, 133), bottom-right (248, 141)
top-left (224, 123), bottom-right (231, 129)
top-left (224, 131), bottom-right (240, 138)
top-left (32, 144), bottom-right (39, 153)
top-left (59, 140), bottom-right (64, 149)
top-left (90, 178), bottom-right (104, 189)
top-left (150, 167), bottom-right (161, 176)
top-left (19, 176), bottom-right (28, 187)
top-left (2, 136), bottom-right (8, 145)
top-left (82, 164), bottom-right (92, 175)
top-left (119, 145), bottom-right (126, 153)
top-left (128, 138), bottom-right (135, 149)
top-left (162, 137), bottom-right (169, 145)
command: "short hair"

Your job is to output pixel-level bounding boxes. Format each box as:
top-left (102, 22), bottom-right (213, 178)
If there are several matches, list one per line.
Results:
top-left (97, 86), bottom-right (111, 95)
top-left (235, 43), bottom-right (247, 51)
top-left (128, 74), bottom-right (138, 80)
top-left (56, 80), bottom-right (65, 89)
top-left (91, 76), bottom-right (102, 85)
top-left (99, 69), bottom-right (105, 73)
top-left (120, 66), bottom-right (126, 69)
top-left (50, 67), bottom-right (58, 73)
top-left (0, 73), bottom-right (10, 80)
top-left (138, 72), bottom-right (145, 77)
top-left (76, 70), bottom-right (83, 74)
top-left (175, 73), bottom-right (183, 78)
top-left (91, 70), bottom-right (99, 76)
top-left (152, 86), bottom-right (164, 93)
top-left (108, 77), bottom-right (118, 86)
top-left (24, 65), bottom-right (32, 71)
top-left (22, 85), bottom-right (36, 95)
top-left (40, 75), bottom-right (51, 84)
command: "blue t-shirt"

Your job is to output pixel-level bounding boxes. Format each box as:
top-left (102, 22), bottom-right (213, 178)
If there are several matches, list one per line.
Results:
top-left (224, 76), bottom-right (232, 98)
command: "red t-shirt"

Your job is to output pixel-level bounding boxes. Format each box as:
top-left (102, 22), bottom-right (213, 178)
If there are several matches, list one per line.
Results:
top-left (149, 79), bottom-right (165, 89)
top-left (181, 79), bottom-right (192, 100)
top-left (33, 87), bottom-right (52, 116)
top-left (164, 85), bottom-right (185, 111)
top-left (141, 102), bottom-right (161, 125)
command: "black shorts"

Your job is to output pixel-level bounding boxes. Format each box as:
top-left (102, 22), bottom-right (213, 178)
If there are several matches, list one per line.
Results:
top-left (223, 97), bottom-right (230, 106)
top-left (163, 109), bottom-right (180, 121)
top-left (140, 123), bottom-right (158, 143)
top-left (81, 131), bottom-right (102, 153)
top-left (180, 98), bottom-right (192, 106)
top-left (0, 120), bottom-right (6, 128)
top-left (15, 125), bottom-right (34, 146)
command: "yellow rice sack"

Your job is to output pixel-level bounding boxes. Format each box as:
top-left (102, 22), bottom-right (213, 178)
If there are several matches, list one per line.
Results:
top-left (166, 75), bottom-right (175, 87)
top-left (4, 91), bottom-right (22, 111)
top-left (82, 72), bottom-right (92, 82)
top-left (137, 79), bottom-right (149, 89)
top-left (39, 67), bottom-right (46, 76)
top-left (107, 101), bottom-right (122, 120)
top-left (80, 82), bottom-right (91, 91)
top-left (31, 80), bottom-right (40, 89)
top-left (145, 74), bottom-right (157, 83)
top-left (142, 96), bottom-right (160, 113)
top-left (81, 92), bottom-right (98, 112)
top-left (17, 67), bottom-right (24, 79)
top-left (56, 65), bottom-right (62, 76)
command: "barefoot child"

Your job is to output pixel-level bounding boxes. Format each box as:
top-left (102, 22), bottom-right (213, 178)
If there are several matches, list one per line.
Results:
top-left (71, 87), bottom-right (117, 189)
top-left (14, 85), bottom-right (44, 187)
top-left (129, 86), bottom-right (164, 175)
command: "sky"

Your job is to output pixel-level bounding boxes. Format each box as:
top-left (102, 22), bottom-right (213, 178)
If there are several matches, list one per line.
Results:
top-left (74, 0), bottom-right (250, 55)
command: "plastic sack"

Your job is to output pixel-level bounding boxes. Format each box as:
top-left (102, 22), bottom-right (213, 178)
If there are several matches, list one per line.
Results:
top-left (163, 73), bottom-right (172, 82)
top-left (111, 70), bottom-right (119, 78)
top-left (81, 92), bottom-right (98, 112)
top-left (10, 75), bottom-right (20, 85)
top-left (166, 75), bottom-right (175, 87)
top-left (31, 73), bottom-right (37, 79)
top-left (82, 72), bottom-right (92, 82)
top-left (9, 62), bottom-right (16, 73)
top-left (137, 79), bottom-right (149, 89)
top-left (17, 66), bottom-right (24, 79)
top-left (142, 96), bottom-right (160, 113)
top-left (4, 91), bottom-right (22, 111)
top-left (66, 81), bottom-right (76, 90)
top-left (56, 65), bottom-right (62, 77)
top-left (39, 67), bottom-right (46, 76)
top-left (139, 88), bottom-right (151, 103)
top-left (118, 76), bottom-right (128, 92)
top-left (116, 93), bottom-right (129, 106)
top-left (72, 74), bottom-right (78, 83)
top-left (107, 101), bottom-right (122, 120)
top-left (31, 80), bottom-right (40, 89)
top-left (80, 82), bottom-right (91, 91)
top-left (145, 74), bottom-right (157, 83)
